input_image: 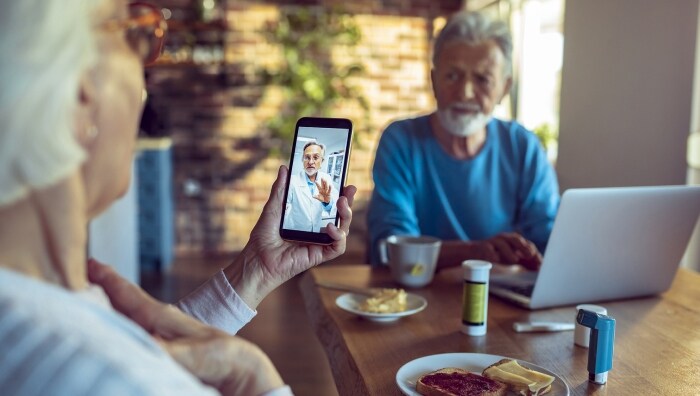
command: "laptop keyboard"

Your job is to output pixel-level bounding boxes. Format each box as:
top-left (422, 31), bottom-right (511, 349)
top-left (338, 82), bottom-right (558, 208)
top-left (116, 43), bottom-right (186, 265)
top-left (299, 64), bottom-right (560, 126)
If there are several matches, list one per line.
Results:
top-left (498, 282), bottom-right (535, 297)
top-left (491, 271), bottom-right (538, 298)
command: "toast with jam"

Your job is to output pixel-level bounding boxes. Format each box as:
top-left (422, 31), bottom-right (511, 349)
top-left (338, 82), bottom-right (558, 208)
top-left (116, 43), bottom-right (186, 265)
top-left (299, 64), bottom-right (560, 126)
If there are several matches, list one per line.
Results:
top-left (416, 367), bottom-right (508, 396)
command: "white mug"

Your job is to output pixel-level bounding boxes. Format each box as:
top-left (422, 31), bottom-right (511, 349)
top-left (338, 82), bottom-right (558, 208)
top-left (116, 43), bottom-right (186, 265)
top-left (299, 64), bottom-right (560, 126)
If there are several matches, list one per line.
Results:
top-left (379, 235), bottom-right (442, 288)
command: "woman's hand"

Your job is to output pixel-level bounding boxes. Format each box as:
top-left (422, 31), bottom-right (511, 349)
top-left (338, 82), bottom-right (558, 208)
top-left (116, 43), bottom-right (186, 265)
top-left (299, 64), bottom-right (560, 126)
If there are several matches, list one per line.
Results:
top-left (226, 165), bottom-right (357, 309)
top-left (87, 259), bottom-right (285, 396)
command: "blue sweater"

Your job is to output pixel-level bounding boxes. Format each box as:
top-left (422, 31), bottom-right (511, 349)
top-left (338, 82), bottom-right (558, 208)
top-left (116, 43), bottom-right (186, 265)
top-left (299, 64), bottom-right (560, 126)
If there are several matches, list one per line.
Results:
top-left (367, 115), bottom-right (560, 265)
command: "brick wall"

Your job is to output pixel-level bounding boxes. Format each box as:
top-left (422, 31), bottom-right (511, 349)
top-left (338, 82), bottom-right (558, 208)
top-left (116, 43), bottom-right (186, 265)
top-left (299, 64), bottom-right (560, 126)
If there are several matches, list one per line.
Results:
top-left (144, 0), bottom-right (463, 259)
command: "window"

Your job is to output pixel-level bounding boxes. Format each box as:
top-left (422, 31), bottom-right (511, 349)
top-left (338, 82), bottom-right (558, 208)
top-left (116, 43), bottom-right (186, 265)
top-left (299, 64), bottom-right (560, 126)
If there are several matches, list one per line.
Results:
top-left (469, 0), bottom-right (565, 162)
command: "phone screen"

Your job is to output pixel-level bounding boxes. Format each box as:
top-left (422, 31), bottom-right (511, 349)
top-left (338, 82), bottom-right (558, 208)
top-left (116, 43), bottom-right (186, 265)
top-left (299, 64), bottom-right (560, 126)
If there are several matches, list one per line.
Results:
top-left (279, 117), bottom-right (353, 244)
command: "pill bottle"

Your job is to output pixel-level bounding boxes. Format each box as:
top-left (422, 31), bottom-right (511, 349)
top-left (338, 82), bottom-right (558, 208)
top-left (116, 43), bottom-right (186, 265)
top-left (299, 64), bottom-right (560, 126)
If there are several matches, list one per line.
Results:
top-left (462, 260), bottom-right (492, 336)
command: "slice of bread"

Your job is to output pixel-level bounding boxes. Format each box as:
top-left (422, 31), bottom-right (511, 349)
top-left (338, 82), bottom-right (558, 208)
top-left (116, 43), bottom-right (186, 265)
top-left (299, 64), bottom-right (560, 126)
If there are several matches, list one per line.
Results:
top-left (482, 359), bottom-right (554, 396)
top-left (416, 367), bottom-right (508, 396)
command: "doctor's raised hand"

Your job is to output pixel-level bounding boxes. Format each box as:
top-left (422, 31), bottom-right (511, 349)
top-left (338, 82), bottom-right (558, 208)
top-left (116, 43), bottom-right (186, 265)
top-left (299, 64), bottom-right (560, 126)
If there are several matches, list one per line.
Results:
top-left (314, 178), bottom-right (332, 204)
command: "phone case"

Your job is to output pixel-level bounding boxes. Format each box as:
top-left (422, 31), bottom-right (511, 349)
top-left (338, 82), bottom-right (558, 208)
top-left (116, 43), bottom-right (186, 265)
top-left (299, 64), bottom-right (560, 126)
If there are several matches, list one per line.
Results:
top-left (279, 117), bottom-right (353, 245)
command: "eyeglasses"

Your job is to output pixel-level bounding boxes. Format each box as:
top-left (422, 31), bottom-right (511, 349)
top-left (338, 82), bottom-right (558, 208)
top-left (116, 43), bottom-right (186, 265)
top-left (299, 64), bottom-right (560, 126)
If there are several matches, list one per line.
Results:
top-left (102, 2), bottom-right (168, 66)
top-left (303, 154), bottom-right (323, 163)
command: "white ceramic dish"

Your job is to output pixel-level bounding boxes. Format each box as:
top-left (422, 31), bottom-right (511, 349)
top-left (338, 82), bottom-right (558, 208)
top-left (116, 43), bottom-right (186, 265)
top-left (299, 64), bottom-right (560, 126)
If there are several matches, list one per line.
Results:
top-left (396, 352), bottom-right (570, 396)
top-left (335, 292), bottom-right (427, 322)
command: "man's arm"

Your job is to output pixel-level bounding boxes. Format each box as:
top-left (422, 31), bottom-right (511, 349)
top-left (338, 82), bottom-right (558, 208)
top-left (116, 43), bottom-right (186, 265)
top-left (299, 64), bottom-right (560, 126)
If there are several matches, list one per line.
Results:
top-left (367, 123), bottom-right (421, 265)
top-left (514, 131), bottom-right (560, 254)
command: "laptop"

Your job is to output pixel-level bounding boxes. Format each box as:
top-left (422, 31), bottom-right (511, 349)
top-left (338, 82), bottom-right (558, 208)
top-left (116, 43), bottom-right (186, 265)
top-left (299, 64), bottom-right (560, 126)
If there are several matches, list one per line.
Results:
top-left (489, 185), bottom-right (700, 309)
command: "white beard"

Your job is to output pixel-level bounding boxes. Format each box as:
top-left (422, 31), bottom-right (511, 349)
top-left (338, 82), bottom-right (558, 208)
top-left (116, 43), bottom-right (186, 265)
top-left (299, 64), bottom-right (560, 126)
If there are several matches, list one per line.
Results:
top-left (305, 167), bottom-right (318, 177)
top-left (437, 106), bottom-right (492, 137)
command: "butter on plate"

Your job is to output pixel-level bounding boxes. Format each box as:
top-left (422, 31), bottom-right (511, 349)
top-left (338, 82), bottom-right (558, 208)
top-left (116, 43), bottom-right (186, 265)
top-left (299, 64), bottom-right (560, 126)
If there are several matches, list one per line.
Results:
top-left (357, 288), bottom-right (407, 313)
top-left (482, 359), bottom-right (554, 396)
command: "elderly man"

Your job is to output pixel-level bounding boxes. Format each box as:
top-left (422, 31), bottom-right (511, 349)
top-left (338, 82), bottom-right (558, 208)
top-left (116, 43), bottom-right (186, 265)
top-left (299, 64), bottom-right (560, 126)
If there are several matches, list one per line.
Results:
top-left (284, 141), bottom-right (339, 232)
top-left (367, 11), bottom-right (560, 269)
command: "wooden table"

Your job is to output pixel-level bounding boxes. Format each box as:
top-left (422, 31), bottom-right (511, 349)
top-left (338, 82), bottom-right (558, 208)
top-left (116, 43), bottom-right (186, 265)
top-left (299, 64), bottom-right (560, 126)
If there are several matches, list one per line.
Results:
top-left (299, 265), bottom-right (700, 395)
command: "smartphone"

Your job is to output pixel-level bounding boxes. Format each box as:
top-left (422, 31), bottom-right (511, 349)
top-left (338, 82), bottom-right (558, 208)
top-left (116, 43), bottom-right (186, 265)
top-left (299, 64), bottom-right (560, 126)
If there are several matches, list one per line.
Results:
top-left (279, 117), bottom-right (353, 244)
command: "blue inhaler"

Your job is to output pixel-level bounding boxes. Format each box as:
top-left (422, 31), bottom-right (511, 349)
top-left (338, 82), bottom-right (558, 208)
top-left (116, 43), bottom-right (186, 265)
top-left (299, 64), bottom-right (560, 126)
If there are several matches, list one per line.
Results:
top-left (576, 309), bottom-right (615, 384)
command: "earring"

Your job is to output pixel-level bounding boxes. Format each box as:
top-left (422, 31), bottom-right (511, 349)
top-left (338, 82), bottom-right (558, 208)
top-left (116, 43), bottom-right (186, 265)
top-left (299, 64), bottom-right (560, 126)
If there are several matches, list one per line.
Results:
top-left (87, 125), bottom-right (99, 140)
top-left (78, 124), bottom-right (99, 146)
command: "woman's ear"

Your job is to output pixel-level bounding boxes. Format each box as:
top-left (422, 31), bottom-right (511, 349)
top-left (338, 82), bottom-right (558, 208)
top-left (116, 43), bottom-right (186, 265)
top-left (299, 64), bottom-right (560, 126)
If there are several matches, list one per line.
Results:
top-left (74, 73), bottom-right (98, 148)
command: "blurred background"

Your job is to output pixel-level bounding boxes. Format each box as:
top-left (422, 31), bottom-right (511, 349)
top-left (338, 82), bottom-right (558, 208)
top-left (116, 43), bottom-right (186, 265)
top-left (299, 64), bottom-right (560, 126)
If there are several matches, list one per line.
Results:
top-left (87, 0), bottom-right (700, 393)
top-left (91, 0), bottom-right (573, 278)
top-left (94, 0), bottom-right (700, 280)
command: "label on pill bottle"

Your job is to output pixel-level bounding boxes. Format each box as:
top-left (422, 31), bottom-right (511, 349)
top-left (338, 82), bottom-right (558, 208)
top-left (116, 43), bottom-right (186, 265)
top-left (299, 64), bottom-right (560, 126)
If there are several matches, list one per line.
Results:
top-left (462, 280), bottom-right (487, 325)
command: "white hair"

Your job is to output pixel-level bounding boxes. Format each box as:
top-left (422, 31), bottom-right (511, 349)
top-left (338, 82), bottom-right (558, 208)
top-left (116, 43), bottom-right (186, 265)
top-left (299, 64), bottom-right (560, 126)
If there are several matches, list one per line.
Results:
top-left (432, 11), bottom-right (513, 77)
top-left (0, 0), bottom-right (101, 206)
top-left (303, 141), bottom-right (326, 158)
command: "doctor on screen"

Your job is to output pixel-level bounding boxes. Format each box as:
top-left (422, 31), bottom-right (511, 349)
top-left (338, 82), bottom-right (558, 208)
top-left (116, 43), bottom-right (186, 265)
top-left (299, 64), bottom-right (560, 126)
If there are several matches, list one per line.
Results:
top-left (284, 142), bottom-right (340, 232)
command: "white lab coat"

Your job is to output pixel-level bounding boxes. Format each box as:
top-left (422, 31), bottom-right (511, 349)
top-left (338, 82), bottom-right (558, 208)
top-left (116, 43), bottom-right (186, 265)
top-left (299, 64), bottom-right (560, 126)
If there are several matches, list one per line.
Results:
top-left (283, 170), bottom-right (339, 232)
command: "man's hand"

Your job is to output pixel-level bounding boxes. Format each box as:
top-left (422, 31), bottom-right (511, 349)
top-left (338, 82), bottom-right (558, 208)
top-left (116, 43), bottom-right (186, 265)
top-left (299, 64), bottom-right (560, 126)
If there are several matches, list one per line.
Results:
top-left (87, 259), bottom-right (284, 396)
top-left (440, 233), bottom-right (542, 270)
top-left (475, 233), bottom-right (542, 270)
top-left (313, 178), bottom-right (332, 204)
top-left (226, 165), bottom-right (356, 309)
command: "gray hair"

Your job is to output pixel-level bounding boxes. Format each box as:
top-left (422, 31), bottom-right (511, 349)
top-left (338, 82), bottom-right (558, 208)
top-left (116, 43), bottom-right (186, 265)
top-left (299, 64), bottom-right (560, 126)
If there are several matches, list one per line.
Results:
top-left (302, 141), bottom-right (325, 158)
top-left (0, 0), bottom-right (100, 206)
top-left (432, 11), bottom-right (513, 77)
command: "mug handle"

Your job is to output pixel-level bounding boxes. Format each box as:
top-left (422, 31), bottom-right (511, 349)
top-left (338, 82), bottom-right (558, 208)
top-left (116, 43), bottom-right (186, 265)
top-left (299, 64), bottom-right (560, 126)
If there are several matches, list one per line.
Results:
top-left (378, 238), bottom-right (390, 265)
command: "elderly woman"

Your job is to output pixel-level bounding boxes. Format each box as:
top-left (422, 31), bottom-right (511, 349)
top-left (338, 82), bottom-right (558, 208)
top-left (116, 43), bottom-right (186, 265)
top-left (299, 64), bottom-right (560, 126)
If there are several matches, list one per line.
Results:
top-left (0, 1), bottom-right (355, 395)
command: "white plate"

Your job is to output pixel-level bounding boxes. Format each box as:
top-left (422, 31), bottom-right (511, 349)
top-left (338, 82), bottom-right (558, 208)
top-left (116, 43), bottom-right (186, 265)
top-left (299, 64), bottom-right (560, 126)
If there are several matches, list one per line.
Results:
top-left (335, 292), bottom-right (427, 322)
top-left (396, 353), bottom-right (570, 396)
